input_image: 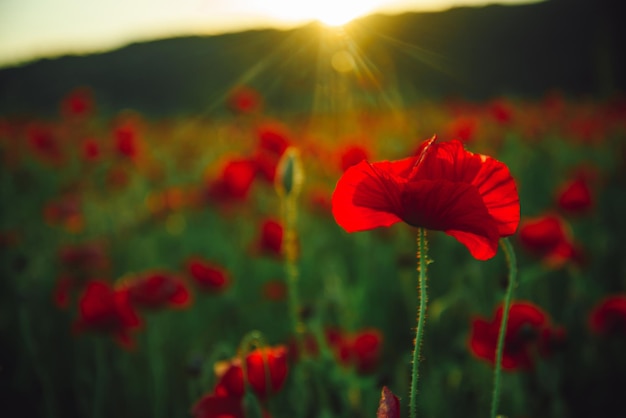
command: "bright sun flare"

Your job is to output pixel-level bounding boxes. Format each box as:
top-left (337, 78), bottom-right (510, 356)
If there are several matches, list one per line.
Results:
top-left (252, 0), bottom-right (381, 27)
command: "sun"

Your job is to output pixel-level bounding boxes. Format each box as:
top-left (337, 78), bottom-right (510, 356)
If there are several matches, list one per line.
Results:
top-left (252, 0), bottom-right (380, 27)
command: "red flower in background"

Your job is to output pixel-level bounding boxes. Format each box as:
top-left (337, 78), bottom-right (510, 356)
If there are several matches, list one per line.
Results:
top-left (191, 345), bottom-right (288, 418)
top-left (253, 122), bottom-right (291, 182)
top-left (518, 214), bottom-right (583, 268)
top-left (589, 295), bottom-right (626, 336)
top-left (256, 219), bottom-right (284, 256)
top-left (469, 301), bottom-right (564, 370)
top-left (228, 86), bottom-right (262, 114)
top-left (332, 136), bottom-right (520, 260)
top-left (124, 272), bottom-right (191, 310)
top-left (206, 158), bottom-right (257, 203)
top-left (73, 280), bottom-right (142, 349)
top-left (489, 99), bottom-right (514, 124)
top-left (339, 145), bottom-right (370, 172)
top-left (81, 138), bottom-right (101, 161)
top-left (556, 171), bottom-right (595, 214)
top-left (113, 115), bottom-right (143, 160)
top-left (445, 116), bottom-right (478, 143)
top-left (61, 87), bottom-right (94, 119)
top-left (186, 257), bottom-right (231, 292)
top-left (325, 327), bottom-right (384, 374)
top-left (26, 123), bottom-right (63, 164)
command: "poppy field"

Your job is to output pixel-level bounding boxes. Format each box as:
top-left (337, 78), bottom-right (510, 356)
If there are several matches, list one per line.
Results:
top-left (1, 85), bottom-right (626, 418)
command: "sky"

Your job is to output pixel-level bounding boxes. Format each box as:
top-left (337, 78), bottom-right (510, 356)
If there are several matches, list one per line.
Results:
top-left (0, 0), bottom-right (542, 68)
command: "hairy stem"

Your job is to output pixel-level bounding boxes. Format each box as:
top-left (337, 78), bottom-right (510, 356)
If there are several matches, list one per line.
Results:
top-left (409, 228), bottom-right (428, 418)
top-left (490, 237), bottom-right (517, 418)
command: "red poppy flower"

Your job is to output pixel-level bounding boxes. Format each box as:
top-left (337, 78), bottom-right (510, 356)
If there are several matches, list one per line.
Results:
top-left (81, 138), bottom-right (101, 161)
top-left (325, 327), bottom-right (383, 374)
top-left (332, 136), bottom-right (520, 260)
top-left (469, 301), bottom-right (563, 370)
top-left (256, 219), bottom-right (284, 256)
top-left (191, 392), bottom-right (244, 418)
top-left (445, 116), bottom-right (478, 143)
top-left (228, 86), bottom-right (262, 114)
top-left (212, 345), bottom-right (289, 400)
top-left (61, 87), bottom-right (94, 118)
top-left (339, 145), bottom-right (370, 172)
top-left (518, 214), bottom-right (583, 268)
top-left (113, 117), bottom-right (142, 160)
top-left (245, 346), bottom-right (289, 398)
top-left (27, 123), bottom-right (63, 164)
top-left (589, 295), bottom-right (626, 336)
top-left (556, 173), bottom-right (594, 214)
top-left (125, 272), bottom-right (191, 310)
top-left (489, 99), bottom-right (513, 124)
top-left (186, 257), bottom-right (231, 292)
top-left (73, 280), bottom-right (142, 348)
top-left (207, 158), bottom-right (257, 202)
top-left (251, 123), bottom-right (291, 183)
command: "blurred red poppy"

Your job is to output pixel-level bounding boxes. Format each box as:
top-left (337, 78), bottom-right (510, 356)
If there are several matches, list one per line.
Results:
top-left (469, 301), bottom-right (564, 370)
top-left (61, 87), bottom-right (94, 119)
top-left (518, 214), bottom-right (583, 268)
top-left (125, 272), bottom-right (191, 310)
top-left (256, 219), bottom-right (284, 256)
top-left (556, 172), bottom-right (594, 214)
top-left (445, 116), bottom-right (478, 143)
top-left (192, 345), bottom-right (288, 417)
top-left (207, 158), bottom-right (257, 202)
top-left (228, 86), bottom-right (262, 114)
top-left (332, 136), bottom-right (520, 260)
top-left (81, 138), bottom-right (101, 161)
top-left (191, 391), bottom-right (244, 418)
top-left (253, 122), bottom-right (291, 183)
top-left (186, 257), bottom-right (231, 293)
top-left (26, 123), bottom-right (63, 164)
top-left (589, 295), bottom-right (626, 336)
top-left (113, 116), bottom-right (143, 160)
top-left (73, 280), bottom-right (142, 349)
top-left (339, 145), bottom-right (370, 172)
top-left (325, 327), bottom-right (383, 374)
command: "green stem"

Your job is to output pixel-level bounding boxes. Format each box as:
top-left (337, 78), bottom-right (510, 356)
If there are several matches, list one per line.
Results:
top-left (283, 196), bottom-right (305, 351)
top-left (409, 228), bottom-right (428, 418)
top-left (490, 237), bottom-right (517, 418)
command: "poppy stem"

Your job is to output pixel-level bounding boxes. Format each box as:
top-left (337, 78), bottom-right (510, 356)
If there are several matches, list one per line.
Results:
top-left (490, 237), bottom-right (517, 418)
top-left (409, 227), bottom-right (428, 418)
top-left (283, 195), bottom-right (305, 352)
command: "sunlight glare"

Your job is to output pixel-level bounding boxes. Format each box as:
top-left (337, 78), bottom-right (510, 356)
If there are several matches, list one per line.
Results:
top-left (251, 0), bottom-right (380, 27)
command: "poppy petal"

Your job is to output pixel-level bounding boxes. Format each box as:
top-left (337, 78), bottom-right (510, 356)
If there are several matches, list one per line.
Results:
top-left (470, 156), bottom-right (520, 236)
top-left (400, 180), bottom-right (500, 260)
top-left (332, 160), bottom-right (404, 232)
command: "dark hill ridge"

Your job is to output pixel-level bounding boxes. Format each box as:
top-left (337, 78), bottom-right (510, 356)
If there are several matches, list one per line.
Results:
top-left (0, 0), bottom-right (624, 117)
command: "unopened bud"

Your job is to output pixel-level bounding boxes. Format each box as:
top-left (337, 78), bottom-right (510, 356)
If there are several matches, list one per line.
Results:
top-left (275, 147), bottom-right (304, 198)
